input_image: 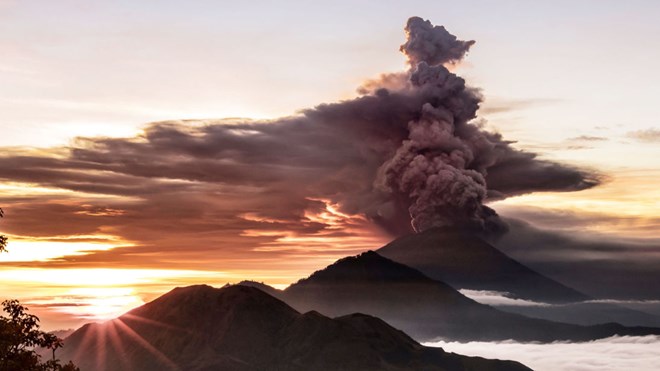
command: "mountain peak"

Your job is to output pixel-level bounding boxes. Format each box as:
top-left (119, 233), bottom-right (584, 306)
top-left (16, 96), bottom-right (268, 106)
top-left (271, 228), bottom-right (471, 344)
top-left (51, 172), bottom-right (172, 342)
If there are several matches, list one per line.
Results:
top-left (236, 280), bottom-right (281, 295)
top-left (124, 283), bottom-right (298, 336)
top-left (281, 246), bottom-right (659, 343)
top-left (378, 228), bottom-right (589, 303)
top-left (292, 250), bottom-right (432, 287)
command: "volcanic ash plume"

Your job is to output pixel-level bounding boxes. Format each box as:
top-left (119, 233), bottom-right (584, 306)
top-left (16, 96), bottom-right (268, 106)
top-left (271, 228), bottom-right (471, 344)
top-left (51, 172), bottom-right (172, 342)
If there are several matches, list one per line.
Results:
top-left (379, 104), bottom-right (490, 232)
top-left (377, 17), bottom-right (507, 232)
top-left (0, 17), bottom-right (599, 243)
top-left (401, 16), bottom-right (476, 66)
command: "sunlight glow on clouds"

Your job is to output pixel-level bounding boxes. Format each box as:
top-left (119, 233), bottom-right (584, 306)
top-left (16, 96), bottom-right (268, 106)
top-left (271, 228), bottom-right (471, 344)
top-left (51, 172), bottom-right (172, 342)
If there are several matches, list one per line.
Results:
top-left (0, 238), bottom-right (119, 262)
top-left (0, 268), bottom-right (228, 330)
top-left (0, 268), bottom-right (220, 287)
top-left (0, 182), bottom-right (78, 196)
top-left (493, 170), bottom-right (660, 238)
top-left (245, 198), bottom-right (388, 253)
top-left (26, 287), bottom-right (144, 321)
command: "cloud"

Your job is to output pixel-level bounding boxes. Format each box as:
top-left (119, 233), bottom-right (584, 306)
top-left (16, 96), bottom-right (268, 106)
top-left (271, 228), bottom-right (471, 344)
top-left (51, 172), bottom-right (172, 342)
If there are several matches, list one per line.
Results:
top-left (459, 289), bottom-right (660, 327)
top-left (461, 289), bottom-right (660, 314)
top-left (495, 204), bottom-right (660, 237)
top-left (488, 216), bottom-right (660, 300)
top-left (426, 336), bottom-right (660, 371)
top-left (478, 97), bottom-right (560, 115)
top-left (459, 289), bottom-right (552, 307)
top-left (627, 128), bottom-right (660, 143)
top-left (567, 135), bottom-right (608, 142)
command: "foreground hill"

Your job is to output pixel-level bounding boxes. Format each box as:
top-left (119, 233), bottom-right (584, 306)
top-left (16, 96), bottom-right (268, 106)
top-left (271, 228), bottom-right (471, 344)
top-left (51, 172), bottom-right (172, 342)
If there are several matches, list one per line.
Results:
top-left (58, 285), bottom-right (531, 371)
top-left (247, 251), bottom-right (660, 342)
top-left (378, 228), bottom-right (588, 303)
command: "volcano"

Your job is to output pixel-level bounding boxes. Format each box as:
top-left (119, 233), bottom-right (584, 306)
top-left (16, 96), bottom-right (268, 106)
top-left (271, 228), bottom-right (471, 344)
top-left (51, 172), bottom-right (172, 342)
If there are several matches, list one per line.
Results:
top-left (249, 251), bottom-right (660, 342)
top-left (57, 285), bottom-right (530, 371)
top-left (378, 228), bottom-right (589, 303)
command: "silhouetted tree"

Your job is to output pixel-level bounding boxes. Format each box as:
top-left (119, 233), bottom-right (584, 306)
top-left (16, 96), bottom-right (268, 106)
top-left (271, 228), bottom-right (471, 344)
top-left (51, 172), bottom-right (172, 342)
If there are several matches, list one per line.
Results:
top-left (0, 300), bottom-right (80, 371)
top-left (0, 208), bottom-right (7, 253)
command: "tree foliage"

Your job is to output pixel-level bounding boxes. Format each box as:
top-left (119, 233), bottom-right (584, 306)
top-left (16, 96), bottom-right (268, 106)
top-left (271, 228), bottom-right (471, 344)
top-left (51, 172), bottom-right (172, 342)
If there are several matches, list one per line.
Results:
top-left (0, 208), bottom-right (6, 253)
top-left (0, 300), bottom-right (80, 371)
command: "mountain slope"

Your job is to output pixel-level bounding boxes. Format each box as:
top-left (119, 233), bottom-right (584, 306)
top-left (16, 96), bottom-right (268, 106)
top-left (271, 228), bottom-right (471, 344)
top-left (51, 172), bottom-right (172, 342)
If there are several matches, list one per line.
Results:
top-left (270, 251), bottom-right (660, 342)
top-left (487, 300), bottom-right (660, 327)
top-left (58, 285), bottom-right (531, 371)
top-left (378, 228), bottom-right (589, 303)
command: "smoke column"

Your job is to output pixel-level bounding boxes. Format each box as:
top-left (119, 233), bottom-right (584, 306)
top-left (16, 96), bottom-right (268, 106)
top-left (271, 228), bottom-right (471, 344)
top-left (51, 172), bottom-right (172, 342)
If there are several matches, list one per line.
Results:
top-left (378, 17), bottom-right (510, 232)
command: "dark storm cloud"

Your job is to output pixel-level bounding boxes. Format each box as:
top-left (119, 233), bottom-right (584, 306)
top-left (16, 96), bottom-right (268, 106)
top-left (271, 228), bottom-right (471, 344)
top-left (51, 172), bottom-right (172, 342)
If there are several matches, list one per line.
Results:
top-left (0, 17), bottom-right (599, 250)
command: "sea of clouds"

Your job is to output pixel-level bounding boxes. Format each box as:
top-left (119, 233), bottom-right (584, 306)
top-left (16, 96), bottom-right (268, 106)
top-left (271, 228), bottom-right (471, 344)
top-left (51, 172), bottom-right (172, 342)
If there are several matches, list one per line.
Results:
top-left (426, 335), bottom-right (660, 371)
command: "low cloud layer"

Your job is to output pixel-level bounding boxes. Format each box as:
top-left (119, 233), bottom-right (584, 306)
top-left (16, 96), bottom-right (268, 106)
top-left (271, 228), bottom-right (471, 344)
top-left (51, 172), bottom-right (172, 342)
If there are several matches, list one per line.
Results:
top-left (0, 17), bottom-right (599, 269)
top-left (461, 289), bottom-right (660, 310)
top-left (460, 288), bottom-right (660, 327)
top-left (459, 289), bottom-right (552, 307)
top-left (426, 336), bottom-right (660, 371)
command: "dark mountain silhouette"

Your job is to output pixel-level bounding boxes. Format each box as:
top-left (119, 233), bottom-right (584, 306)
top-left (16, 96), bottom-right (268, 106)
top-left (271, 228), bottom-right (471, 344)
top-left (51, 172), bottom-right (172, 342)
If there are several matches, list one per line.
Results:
top-left (375, 228), bottom-right (660, 328)
top-left (378, 228), bottom-right (589, 303)
top-left (250, 251), bottom-right (660, 342)
top-left (57, 285), bottom-right (531, 371)
top-left (236, 280), bottom-right (281, 296)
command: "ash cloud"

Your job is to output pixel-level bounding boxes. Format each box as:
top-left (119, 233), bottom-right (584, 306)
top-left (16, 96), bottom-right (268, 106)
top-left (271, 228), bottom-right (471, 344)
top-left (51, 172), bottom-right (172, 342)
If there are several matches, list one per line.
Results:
top-left (0, 17), bottom-right (599, 243)
top-left (400, 16), bottom-right (475, 66)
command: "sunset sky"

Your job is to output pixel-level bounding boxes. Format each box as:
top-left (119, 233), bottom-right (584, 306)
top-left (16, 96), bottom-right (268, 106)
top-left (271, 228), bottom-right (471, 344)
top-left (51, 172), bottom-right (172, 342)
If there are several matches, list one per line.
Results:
top-left (1, 0), bottom-right (659, 330)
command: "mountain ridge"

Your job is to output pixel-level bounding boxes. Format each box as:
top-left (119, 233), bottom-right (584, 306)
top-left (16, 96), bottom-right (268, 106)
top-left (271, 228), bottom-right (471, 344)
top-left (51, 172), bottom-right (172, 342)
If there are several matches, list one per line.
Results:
top-left (58, 284), bottom-right (531, 371)
top-left (253, 250), bottom-right (660, 342)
